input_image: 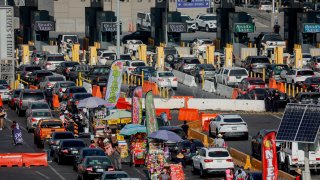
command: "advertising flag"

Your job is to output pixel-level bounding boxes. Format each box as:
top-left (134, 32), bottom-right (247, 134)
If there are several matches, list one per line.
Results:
top-left (132, 86), bottom-right (142, 124)
top-left (105, 61), bottom-right (124, 108)
top-left (262, 131), bottom-right (278, 180)
top-left (145, 91), bottom-right (158, 135)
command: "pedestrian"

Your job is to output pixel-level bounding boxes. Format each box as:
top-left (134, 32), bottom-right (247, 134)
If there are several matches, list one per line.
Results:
top-left (295, 168), bottom-right (302, 180)
top-left (44, 136), bottom-right (52, 162)
top-left (161, 112), bottom-right (169, 126)
top-left (264, 89), bottom-right (271, 112)
top-left (176, 152), bottom-right (186, 168)
top-left (45, 88), bottom-right (53, 108)
top-left (272, 90), bottom-right (280, 112)
top-left (190, 139), bottom-right (196, 153)
top-left (273, 22), bottom-right (280, 34)
top-left (112, 142), bottom-right (122, 170)
top-left (225, 168), bottom-right (234, 180)
top-left (11, 121), bottom-right (23, 145)
top-left (235, 169), bottom-right (246, 180)
top-left (213, 134), bottom-right (226, 148)
top-left (181, 121), bottom-right (189, 137)
top-left (0, 107), bottom-right (6, 130)
top-left (158, 168), bottom-right (170, 180)
top-left (104, 139), bottom-right (113, 156)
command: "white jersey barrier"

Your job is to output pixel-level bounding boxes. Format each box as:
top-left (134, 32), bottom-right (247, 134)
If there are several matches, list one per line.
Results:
top-left (203, 80), bottom-right (216, 93)
top-left (172, 70), bottom-right (197, 87)
top-left (216, 83), bottom-right (235, 99)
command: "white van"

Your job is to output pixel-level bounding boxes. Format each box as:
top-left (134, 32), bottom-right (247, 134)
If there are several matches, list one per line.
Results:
top-left (136, 12), bottom-right (151, 30)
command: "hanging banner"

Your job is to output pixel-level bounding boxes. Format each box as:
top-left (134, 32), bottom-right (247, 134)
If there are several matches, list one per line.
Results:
top-left (145, 91), bottom-right (158, 135)
top-left (132, 86), bottom-right (143, 124)
top-left (105, 61), bottom-right (124, 108)
top-left (262, 131), bottom-right (278, 180)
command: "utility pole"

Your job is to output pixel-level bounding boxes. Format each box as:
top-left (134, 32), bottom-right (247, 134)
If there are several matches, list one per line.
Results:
top-left (164, 0), bottom-right (168, 45)
top-left (116, 0), bottom-right (120, 59)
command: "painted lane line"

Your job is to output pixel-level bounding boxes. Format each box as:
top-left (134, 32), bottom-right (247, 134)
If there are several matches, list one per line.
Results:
top-left (271, 114), bottom-right (282, 120)
top-left (35, 171), bottom-right (50, 180)
top-left (48, 164), bottom-right (66, 180)
top-left (132, 167), bottom-right (147, 178)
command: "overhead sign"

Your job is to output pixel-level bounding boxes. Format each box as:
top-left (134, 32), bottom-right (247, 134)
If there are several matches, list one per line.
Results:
top-left (0, 7), bottom-right (14, 59)
top-left (34, 21), bottom-right (55, 31)
top-left (177, 0), bottom-right (210, 8)
top-left (303, 23), bottom-right (320, 33)
top-left (101, 22), bottom-right (117, 32)
top-left (14, 0), bottom-right (25, 6)
top-left (233, 23), bottom-right (255, 33)
top-left (168, 23), bottom-right (187, 33)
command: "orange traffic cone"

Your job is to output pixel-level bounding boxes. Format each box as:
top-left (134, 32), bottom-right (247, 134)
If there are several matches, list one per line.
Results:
top-left (95, 86), bottom-right (102, 98)
top-left (52, 94), bottom-right (60, 109)
top-left (0, 95), bottom-right (3, 107)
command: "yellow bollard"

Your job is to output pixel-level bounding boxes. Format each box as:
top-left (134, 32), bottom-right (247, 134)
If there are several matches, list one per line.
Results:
top-left (292, 84), bottom-right (295, 97)
top-left (76, 79), bottom-right (79, 86)
top-left (138, 78), bottom-right (141, 86)
top-left (284, 83), bottom-right (287, 94)
top-left (78, 72), bottom-right (83, 87)
top-left (166, 87), bottom-right (169, 98)
top-left (296, 87), bottom-right (299, 94)
top-left (142, 71), bottom-right (144, 87)
top-left (288, 84), bottom-right (291, 97)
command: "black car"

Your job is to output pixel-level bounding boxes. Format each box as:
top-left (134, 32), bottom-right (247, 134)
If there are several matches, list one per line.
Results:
top-left (85, 66), bottom-right (110, 87)
top-left (29, 70), bottom-right (54, 85)
top-left (54, 139), bottom-right (86, 164)
top-left (251, 129), bottom-right (277, 160)
top-left (64, 86), bottom-right (87, 100)
top-left (293, 92), bottom-right (320, 104)
top-left (302, 77), bottom-right (320, 92)
top-left (131, 66), bottom-right (156, 81)
top-left (77, 156), bottom-right (113, 180)
top-left (68, 65), bottom-right (91, 81)
top-left (49, 132), bottom-right (75, 154)
top-left (121, 30), bottom-right (151, 44)
top-left (171, 139), bottom-right (204, 162)
top-left (56, 61), bottom-right (80, 77)
top-left (74, 148), bottom-right (106, 171)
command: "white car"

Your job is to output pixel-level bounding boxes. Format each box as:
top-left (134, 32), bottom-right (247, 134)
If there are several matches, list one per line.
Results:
top-left (284, 69), bottom-right (315, 84)
top-left (190, 38), bottom-right (213, 55)
top-left (39, 75), bottom-right (66, 90)
top-left (97, 50), bottom-right (116, 66)
top-left (215, 67), bottom-right (249, 86)
top-left (124, 40), bottom-right (143, 56)
top-left (149, 71), bottom-right (178, 90)
top-left (194, 14), bottom-right (217, 32)
top-left (181, 14), bottom-right (196, 32)
top-left (302, 53), bottom-right (312, 66)
top-left (26, 101), bottom-right (50, 118)
top-left (192, 148), bottom-right (234, 177)
top-left (209, 114), bottom-right (249, 139)
top-left (53, 81), bottom-right (77, 99)
top-left (124, 60), bottom-right (146, 75)
top-left (26, 109), bottom-right (53, 132)
top-left (0, 85), bottom-right (10, 101)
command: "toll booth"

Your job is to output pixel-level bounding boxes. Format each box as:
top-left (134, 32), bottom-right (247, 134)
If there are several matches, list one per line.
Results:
top-left (31, 11), bottom-right (55, 50)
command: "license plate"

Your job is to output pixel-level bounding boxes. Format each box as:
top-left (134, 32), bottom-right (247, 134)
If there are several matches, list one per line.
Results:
top-left (96, 169), bottom-right (103, 172)
top-left (236, 76), bottom-right (241, 79)
top-left (232, 127), bottom-right (237, 130)
top-left (71, 151), bottom-right (78, 154)
top-left (217, 160), bottom-right (222, 163)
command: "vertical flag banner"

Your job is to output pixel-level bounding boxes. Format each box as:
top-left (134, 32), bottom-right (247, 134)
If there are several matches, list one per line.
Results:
top-left (262, 131), bottom-right (278, 180)
top-left (105, 61), bottom-right (124, 108)
top-left (132, 86), bottom-right (142, 124)
top-left (145, 91), bottom-right (158, 135)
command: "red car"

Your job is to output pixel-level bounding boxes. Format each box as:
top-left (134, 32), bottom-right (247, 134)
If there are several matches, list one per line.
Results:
top-left (8, 89), bottom-right (22, 109)
top-left (238, 77), bottom-right (266, 92)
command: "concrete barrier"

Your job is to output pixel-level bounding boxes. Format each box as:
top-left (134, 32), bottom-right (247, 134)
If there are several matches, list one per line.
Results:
top-left (241, 48), bottom-right (257, 60)
top-left (175, 47), bottom-right (191, 57)
top-left (203, 80), bottom-right (216, 93)
top-left (125, 98), bottom-right (185, 109)
top-left (172, 70), bottom-right (185, 84)
top-left (83, 81), bottom-right (92, 94)
top-left (172, 70), bottom-right (197, 87)
top-left (187, 99), bottom-right (266, 112)
top-left (310, 48), bottom-right (320, 56)
top-left (42, 45), bottom-right (58, 54)
top-left (229, 148), bottom-right (247, 168)
top-left (188, 128), bottom-right (209, 147)
top-left (216, 83), bottom-right (234, 98)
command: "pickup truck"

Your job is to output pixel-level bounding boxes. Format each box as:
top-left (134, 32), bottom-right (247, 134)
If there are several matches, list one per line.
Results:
top-left (34, 119), bottom-right (66, 148)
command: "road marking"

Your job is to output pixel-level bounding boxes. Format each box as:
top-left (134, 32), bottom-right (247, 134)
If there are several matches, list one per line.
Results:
top-left (48, 164), bottom-right (66, 180)
top-left (271, 114), bottom-right (282, 120)
top-left (132, 167), bottom-right (147, 178)
top-left (35, 171), bottom-right (50, 180)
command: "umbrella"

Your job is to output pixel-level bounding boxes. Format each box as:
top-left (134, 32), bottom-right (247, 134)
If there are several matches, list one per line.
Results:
top-left (119, 124), bottom-right (147, 136)
top-left (148, 130), bottom-right (182, 142)
top-left (105, 110), bottom-right (131, 120)
top-left (77, 97), bottom-right (108, 109)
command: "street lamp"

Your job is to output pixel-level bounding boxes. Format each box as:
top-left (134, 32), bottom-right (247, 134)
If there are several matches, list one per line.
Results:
top-left (117, 0), bottom-right (125, 59)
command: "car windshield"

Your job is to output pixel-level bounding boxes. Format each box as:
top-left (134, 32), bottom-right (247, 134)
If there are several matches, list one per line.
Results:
top-left (23, 92), bottom-right (45, 100)
top-left (40, 121), bottom-right (63, 128)
top-left (229, 69), bottom-right (248, 76)
top-left (249, 79), bottom-right (265, 85)
top-left (202, 40), bottom-right (213, 44)
top-left (0, 86), bottom-right (6, 90)
top-left (86, 157), bottom-right (111, 166)
top-left (308, 78), bottom-right (320, 84)
top-left (83, 150), bottom-right (105, 157)
top-left (65, 62), bottom-right (79, 67)
top-left (263, 34), bottom-right (283, 41)
top-left (53, 133), bottom-right (74, 139)
top-left (224, 118), bottom-right (243, 123)
top-left (38, 72), bottom-right (53, 77)
top-left (60, 82), bottom-right (76, 88)
top-left (199, 64), bottom-right (215, 71)
top-left (141, 67), bottom-right (155, 72)
top-left (25, 66), bottom-right (41, 71)
top-left (158, 72), bottom-right (174, 77)
top-left (273, 65), bottom-right (289, 70)
top-left (70, 88), bottom-right (87, 93)
top-left (0, 80), bottom-right (7, 85)
top-left (253, 89), bottom-right (266, 95)
top-left (120, 55), bottom-right (132, 60)
top-left (185, 59), bottom-right (200, 64)
top-left (31, 103), bottom-right (49, 109)
top-left (300, 94), bottom-right (320, 101)
top-left (252, 58), bottom-right (269, 63)
top-left (48, 77), bottom-right (65, 81)
top-left (208, 151), bottom-right (229, 157)
top-left (203, 16), bottom-right (216, 21)
top-left (303, 54), bottom-right (312, 58)
top-left (93, 68), bottom-right (110, 73)
top-left (47, 56), bottom-right (65, 61)
top-left (32, 111), bottom-right (51, 117)
top-left (64, 36), bottom-right (78, 43)
top-left (62, 140), bottom-right (85, 148)
top-left (132, 62), bottom-right (146, 67)
top-left (181, 16), bottom-right (191, 22)
top-left (74, 94), bottom-right (92, 100)
top-left (102, 53), bottom-right (115, 57)
top-left (297, 71), bottom-right (314, 76)
top-left (103, 173), bottom-right (128, 179)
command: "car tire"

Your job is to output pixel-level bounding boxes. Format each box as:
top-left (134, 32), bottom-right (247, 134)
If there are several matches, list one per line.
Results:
top-left (200, 164), bottom-right (206, 178)
top-left (244, 133), bottom-right (249, 140)
top-left (57, 155), bottom-right (63, 165)
top-left (205, 25), bottom-right (209, 32)
top-left (191, 163), bottom-right (197, 174)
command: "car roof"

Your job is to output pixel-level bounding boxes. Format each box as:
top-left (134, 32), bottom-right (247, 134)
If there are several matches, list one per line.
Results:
top-left (55, 81), bottom-right (75, 84)
top-left (68, 86), bottom-right (86, 90)
top-left (206, 147), bottom-right (229, 151)
top-left (32, 109), bottom-right (51, 113)
top-left (46, 54), bottom-right (64, 57)
top-left (219, 114), bottom-right (242, 118)
top-left (30, 101), bottom-right (48, 105)
top-left (102, 171), bottom-right (128, 175)
top-left (22, 89), bottom-right (43, 93)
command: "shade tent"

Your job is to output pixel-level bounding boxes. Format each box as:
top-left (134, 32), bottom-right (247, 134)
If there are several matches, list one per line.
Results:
top-left (148, 130), bottom-right (182, 142)
top-left (105, 110), bottom-right (131, 120)
top-left (77, 97), bottom-right (108, 109)
top-left (119, 124), bottom-right (147, 136)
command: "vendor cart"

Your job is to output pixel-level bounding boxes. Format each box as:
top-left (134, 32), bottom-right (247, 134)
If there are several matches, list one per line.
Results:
top-left (130, 134), bottom-right (147, 167)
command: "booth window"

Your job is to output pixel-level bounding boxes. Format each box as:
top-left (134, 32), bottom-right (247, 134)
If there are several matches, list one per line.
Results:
top-left (36, 31), bottom-right (49, 42)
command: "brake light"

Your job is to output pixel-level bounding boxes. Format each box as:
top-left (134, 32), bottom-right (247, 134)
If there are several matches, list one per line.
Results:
top-left (316, 158), bottom-right (320, 161)
top-left (19, 99), bottom-right (22, 107)
top-left (46, 63), bottom-right (52, 66)
top-left (173, 77), bottom-right (177, 81)
top-left (47, 82), bottom-right (52, 87)
top-left (204, 159), bottom-right (213, 163)
top-left (62, 149), bottom-right (69, 154)
top-left (181, 149), bottom-right (186, 153)
top-left (31, 118), bottom-right (37, 122)
top-left (59, 88), bottom-right (62, 92)
top-left (86, 167), bottom-right (93, 172)
top-left (292, 158), bottom-right (298, 162)
top-left (158, 78), bottom-right (164, 82)
top-left (128, 68), bottom-right (135, 71)
top-left (226, 159), bottom-right (233, 162)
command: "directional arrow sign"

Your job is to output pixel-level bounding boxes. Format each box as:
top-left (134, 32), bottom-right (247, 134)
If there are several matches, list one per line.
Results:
top-left (177, 0), bottom-right (210, 8)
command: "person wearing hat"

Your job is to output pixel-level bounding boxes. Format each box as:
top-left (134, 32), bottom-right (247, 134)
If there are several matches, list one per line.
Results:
top-left (213, 133), bottom-right (226, 148)
top-left (176, 152), bottom-right (186, 168)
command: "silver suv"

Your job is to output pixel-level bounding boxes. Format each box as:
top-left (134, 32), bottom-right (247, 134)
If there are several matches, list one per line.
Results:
top-left (42, 54), bottom-right (65, 71)
top-left (16, 89), bottom-right (46, 116)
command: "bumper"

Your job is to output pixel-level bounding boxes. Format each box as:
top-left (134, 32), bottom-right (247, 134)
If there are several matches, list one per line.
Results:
top-left (204, 168), bottom-right (233, 174)
top-left (158, 82), bottom-right (178, 88)
top-left (221, 131), bottom-right (248, 138)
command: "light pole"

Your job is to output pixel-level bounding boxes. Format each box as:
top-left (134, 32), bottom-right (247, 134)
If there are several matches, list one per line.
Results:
top-left (116, 0), bottom-right (121, 59)
top-left (164, 0), bottom-right (168, 45)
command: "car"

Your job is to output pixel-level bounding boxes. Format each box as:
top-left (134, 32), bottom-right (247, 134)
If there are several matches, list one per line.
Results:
top-left (175, 58), bottom-right (201, 73)
top-left (34, 119), bottom-right (66, 148)
top-left (136, 12), bottom-right (151, 30)
top-left (124, 60), bottom-right (146, 75)
top-left (53, 139), bottom-right (86, 164)
top-left (68, 64), bottom-right (91, 81)
top-left (31, 51), bottom-right (48, 65)
top-left (171, 139), bottom-right (204, 162)
top-left (293, 92), bottom-right (320, 104)
top-left (85, 66), bottom-right (110, 87)
top-left (20, 65), bottom-right (42, 81)
top-left (111, 54), bottom-right (133, 61)
top-left (148, 71), bottom-right (178, 90)
top-left (16, 89), bottom-right (46, 116)
top-left (302, 53), bottom-right (312, 66)
top-left (39, 75), bottom-right (66, 90)
top-left (48, 132), bottom-right (75, 153)
top-left (99, 171), bottom-right (129, 180)
top-left (8, 89), bottom-right (22, 109)
top-left (181, 14), bottom-right (196, 32)
top-left (254, 32), bottom-right (285, 56)
top-left (265, 64), bottom-right (290, 81)
top-left (124, 40), bottom-right (143, 56)
top-left (284, 69), bottom-right (315, 85)
top-left (215, 67), bottom-right (249, 86)
top-left (29, 70), bottom-right (54, 85)
top-left (241, 56), bottom-right (270, 73)
top-left (238, 88), bottom-right (289, 106)
top-left (26, 101), bottom-right (50, 117)
top-left (0, 85), bottom-right (10, 101)
top-left (42, 54), bottom-right (65, 71)
top-left (131, 66), bottom-right (156, 81)
top-left (64, 86), bottom-right (88, 101)
top-left (53, 81), bottom-right (77, 99)
top-left (97, 50), bottom-right (116, 66)
top-left (57, 34), bottom-right (79, 54)
top-left (74, 147), bottom-right (106, 171)
top-left (56, 61), bottom-right (80, 77)
top-left (238, 78), bottom-right (266, 92)
top-left (163, 47), bottom-right (179, 63)
top-left (122, 30), bottom-right (151, 44)
top-left (209, 114), bottom-right (248, 139)
top-left (309, 55), bottom-right (320, 72)
top-left (191, 64), bottom-right (216, 83)
top-left (194, 14), bottom-right (217, 32)
top-left (26, 109), bottom-right (53, 133)
top-left (302, 77), bottom-right (320, 92)
top-left (192, 148), bottom-right (234, 177)
top-left (259, 1), bottom-right (272, 11)
top-left (67, 93), bottom-right (93, 111)
top-left (190, 38), bottom-right (213, 55)
top-left (77, 156), bottom-right (113, 180)
top-left (251, 129), bottom-right (278, 159)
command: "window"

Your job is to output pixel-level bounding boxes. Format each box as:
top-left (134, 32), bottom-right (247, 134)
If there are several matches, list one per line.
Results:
top-left (223, 118), bottom-right (243, 123)
top-left (215, 116), bottom-right (221, 122)
top-left (223, 70), bottom-right (229, 75)
top-left (208, 151), bottom-right (229, 157)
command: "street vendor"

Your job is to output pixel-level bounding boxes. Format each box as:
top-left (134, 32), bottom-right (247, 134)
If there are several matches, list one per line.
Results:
top-left (104, 138), bottom-right (114, 156)
top-left (104, 124), bottom-right (112, 140)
